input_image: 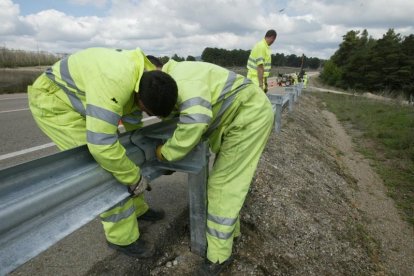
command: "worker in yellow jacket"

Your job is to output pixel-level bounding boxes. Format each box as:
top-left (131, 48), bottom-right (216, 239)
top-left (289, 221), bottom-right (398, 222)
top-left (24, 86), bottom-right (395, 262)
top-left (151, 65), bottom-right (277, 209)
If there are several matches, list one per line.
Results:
top-left (303, 72), bottom-right (308, 88)
top-left (247, 30), bottom-right (277, 93)
top-left (28, 48), bottom-right (178, 258)
top-left (148, 57), bottom-right (274, 275)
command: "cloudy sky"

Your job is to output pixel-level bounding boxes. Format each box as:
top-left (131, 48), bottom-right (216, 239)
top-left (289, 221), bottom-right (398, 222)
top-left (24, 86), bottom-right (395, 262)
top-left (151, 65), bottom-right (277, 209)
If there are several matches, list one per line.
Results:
top-left (1, 0), bottom-right (413, 60)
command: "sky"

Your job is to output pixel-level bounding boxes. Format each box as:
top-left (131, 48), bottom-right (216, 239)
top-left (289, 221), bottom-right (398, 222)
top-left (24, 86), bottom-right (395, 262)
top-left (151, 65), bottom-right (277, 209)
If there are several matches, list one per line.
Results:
top-left (1, 0), bottom-right (413, 60)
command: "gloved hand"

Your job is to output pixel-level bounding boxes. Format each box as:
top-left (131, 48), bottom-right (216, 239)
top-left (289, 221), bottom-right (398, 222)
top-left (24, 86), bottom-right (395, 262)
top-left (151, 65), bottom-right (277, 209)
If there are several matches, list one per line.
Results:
top-left (128, 176), bottom-right (150, 197)
top-left (156, 144), bottom-right (165, 161)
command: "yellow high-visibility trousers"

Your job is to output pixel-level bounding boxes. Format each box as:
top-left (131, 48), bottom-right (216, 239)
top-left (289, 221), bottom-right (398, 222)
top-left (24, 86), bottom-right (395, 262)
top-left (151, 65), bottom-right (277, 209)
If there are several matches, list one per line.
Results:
top-left (28, 74), bottom-right (148, 246)
top-left (206, 85), bottom-right (274, 263)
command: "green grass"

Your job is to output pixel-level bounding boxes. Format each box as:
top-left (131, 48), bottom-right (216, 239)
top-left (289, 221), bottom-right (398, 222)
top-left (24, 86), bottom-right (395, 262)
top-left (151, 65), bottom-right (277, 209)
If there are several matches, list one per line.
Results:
top-left (315, 92), bottom-right (414, 225)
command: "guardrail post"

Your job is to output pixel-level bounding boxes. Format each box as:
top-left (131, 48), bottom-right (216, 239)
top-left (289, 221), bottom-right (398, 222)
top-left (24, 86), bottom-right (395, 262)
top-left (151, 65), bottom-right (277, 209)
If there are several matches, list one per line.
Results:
top-left (296, 84), bottom-right (302, 96)
top-left (188, 141), bottom-right (209, 256)
top-left (288, 92), bottom-right (294, 112)
top-left (267, 94), bottom-right (284, 133)
top-left (285, 87), bottom-right (297, 102)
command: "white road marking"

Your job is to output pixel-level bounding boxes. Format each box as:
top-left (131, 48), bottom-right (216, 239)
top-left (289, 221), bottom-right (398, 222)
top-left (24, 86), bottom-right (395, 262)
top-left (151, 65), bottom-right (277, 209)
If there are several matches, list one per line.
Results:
top-left (0, 142), bottom-right (56, 161)
top-left (0, 96), bottom-right (28, 101)
top-left (0, 108), bottom-right (29, 114)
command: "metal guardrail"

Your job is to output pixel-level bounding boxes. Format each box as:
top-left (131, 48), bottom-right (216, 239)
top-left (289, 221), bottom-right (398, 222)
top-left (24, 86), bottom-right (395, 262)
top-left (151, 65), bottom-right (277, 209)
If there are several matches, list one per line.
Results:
top-left (267, 84), bottom-right (302, 133)
top-left (0, 118), bottom-right (209, 275)
top-left (0, 83), bottom-right (304, 275)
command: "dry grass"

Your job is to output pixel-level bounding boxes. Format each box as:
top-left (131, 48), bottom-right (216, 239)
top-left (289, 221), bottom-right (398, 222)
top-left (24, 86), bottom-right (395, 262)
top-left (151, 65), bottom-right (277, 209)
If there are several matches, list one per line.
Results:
top-left (0, 67), bottom-right (45, 94)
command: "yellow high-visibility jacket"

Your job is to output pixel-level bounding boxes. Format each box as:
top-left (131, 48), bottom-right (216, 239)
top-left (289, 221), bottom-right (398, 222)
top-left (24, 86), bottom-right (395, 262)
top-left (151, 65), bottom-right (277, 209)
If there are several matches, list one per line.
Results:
top-left (45, 48), bottom-right (155, 185)
top-left (161, 60), bottom-right (252, 161)
top-left (247, 39), bottom-right (272, 81)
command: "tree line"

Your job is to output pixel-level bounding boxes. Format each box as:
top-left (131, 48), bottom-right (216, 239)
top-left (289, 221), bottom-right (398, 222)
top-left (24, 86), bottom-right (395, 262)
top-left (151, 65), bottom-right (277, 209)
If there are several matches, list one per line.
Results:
top-left (200, 47), bottom-right (321, 69)
top-left (1, 45), bottom-right (322, 71)
top-left (320, 29), bottom-right (414, 99)
top-left (0, 47), bottom-right (60, 68)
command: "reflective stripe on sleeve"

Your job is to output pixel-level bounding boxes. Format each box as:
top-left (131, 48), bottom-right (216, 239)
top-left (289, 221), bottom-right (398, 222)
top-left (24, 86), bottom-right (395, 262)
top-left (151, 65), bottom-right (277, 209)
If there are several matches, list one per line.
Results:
top-left (86, 104), bottom-right (121, 126)
top-left (180, 97), bottom-right (212, 111)
top-left (179, 113), bottom-right (212, 124)
top-left (87, 130), bottom-right (118, 145)
top-left (122, 110), bottom-right (143, 124)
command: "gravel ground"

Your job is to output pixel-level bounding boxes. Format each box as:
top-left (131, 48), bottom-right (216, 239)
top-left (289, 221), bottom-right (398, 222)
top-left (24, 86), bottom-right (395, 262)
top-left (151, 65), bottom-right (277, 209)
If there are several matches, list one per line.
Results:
top-left (92, 91), bottom-right (414, 275)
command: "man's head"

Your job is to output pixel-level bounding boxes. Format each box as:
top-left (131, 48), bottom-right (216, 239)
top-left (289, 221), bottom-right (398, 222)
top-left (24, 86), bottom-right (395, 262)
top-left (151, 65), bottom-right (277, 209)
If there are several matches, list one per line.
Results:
top-left (265, 29), bottom-right (277, 46)
top-left (136, 71), bottom-right (178, 117)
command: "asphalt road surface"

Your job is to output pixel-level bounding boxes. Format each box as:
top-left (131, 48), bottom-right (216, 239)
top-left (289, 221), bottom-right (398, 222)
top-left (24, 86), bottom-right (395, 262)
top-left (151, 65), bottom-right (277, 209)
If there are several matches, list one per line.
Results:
top-left (0, 93), bottom-right (58, 169)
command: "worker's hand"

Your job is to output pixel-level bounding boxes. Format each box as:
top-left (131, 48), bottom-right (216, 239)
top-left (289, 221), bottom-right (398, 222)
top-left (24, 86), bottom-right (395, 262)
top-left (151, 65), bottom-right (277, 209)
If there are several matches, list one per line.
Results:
top-left (128, 176), bottom-right (149, 197)
top-left (156, 144), bottom-right (165, 161)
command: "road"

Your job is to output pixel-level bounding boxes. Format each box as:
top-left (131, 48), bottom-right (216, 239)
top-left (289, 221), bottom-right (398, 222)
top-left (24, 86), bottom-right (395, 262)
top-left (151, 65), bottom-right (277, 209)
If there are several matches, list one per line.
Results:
top-left (0, 93), bottom-right (58, 169)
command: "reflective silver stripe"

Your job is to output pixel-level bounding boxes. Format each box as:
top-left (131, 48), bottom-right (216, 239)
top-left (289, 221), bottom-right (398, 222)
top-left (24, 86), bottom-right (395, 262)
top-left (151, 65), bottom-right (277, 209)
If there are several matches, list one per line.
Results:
top-left (204, 92), bottom-right (237, 138)
top-left (60, 58), bottom-right (85, 96)
top-left (203, 78), bottom-right (251, 138)
top-left (87, 130), bottom-right (118, 145)
top-left (218, 71), bottom-right (237, 101)
top-left (86, 104), bottom-right (121, 126)
top-left (180, 97), bottom-right (212, 111)
top-left (179, 113), bottom-right (211, 124)
top-left (255, 57), bottom-right (264, 62)
top-left (122, 110), bottom-right (143, 124)
top-left (45, 68), bottom-right (86, 116)
top-left (101, 205), bottom-right (135, 223)
top-left (247, 64), bottom-right (257, 70)
top-left (208, 213), bottom-right (237, 226)
top-left (265, 62), bottom-right (271, 66)
top-left (121, 115), bottom-right (142, 125)
top-left (207, 226), bottom-right (234, 240)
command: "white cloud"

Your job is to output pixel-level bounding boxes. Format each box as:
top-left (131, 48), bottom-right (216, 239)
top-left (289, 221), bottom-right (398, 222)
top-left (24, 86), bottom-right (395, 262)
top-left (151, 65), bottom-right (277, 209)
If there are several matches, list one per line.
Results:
top-left (69, 0), bottom-right (107, 8)
top-left (0, 0), bottom-right (413, 59)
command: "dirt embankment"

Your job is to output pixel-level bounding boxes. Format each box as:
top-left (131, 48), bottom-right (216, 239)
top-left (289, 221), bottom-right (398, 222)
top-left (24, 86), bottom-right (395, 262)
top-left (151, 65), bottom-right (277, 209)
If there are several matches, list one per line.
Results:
top-left (90, 92), bottom-right (414, 275)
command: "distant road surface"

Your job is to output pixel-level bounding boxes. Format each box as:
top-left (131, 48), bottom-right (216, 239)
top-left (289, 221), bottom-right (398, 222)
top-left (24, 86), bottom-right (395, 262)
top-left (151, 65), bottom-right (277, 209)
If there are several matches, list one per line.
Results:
top-left (0, 93), bottom-right (57, 169)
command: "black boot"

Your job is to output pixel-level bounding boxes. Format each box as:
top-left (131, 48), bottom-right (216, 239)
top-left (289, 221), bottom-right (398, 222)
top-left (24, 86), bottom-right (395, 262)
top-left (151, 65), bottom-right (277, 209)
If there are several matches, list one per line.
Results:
top-left (107, 238), bottom-right (154, 258)
top-left (138, 207), bottom-right (165, 221)
top-left (197, 257), bottom-right (234, 276)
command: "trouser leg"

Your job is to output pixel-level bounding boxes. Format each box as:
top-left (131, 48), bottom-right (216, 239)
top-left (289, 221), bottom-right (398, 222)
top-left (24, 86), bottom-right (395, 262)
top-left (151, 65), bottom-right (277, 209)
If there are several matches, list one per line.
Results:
top-left (206, 88), bottom-right (274, 263)
top-left (99, 195), bottom-right (148, 245)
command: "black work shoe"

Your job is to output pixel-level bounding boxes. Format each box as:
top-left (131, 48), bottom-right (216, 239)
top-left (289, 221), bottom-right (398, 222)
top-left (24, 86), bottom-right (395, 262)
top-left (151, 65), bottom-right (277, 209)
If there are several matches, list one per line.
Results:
top-left (107, 239), bottom-right (154, 258)
top-left (138, 207), bottom-right (165, 221)
top-left (197, 257), bottom-right (234, 276)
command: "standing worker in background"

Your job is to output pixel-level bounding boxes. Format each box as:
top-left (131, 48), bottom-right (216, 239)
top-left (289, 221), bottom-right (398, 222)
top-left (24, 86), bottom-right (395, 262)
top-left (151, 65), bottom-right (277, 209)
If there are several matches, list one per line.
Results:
top-left (303, 71), bottom-right (308, 88)
top-left (246, 29), bottom-right (277, 93)
top-left (148, 56), bottom-right (274, 275)
top-left (28, 48), bottom-right (178, 258)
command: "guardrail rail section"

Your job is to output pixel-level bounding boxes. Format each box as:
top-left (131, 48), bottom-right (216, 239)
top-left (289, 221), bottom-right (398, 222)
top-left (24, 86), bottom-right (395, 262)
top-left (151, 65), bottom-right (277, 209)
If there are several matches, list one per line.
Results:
top-left (0, 118), bottom-right (208, 275)
top-left (267, 84), bottom-right (302, 133)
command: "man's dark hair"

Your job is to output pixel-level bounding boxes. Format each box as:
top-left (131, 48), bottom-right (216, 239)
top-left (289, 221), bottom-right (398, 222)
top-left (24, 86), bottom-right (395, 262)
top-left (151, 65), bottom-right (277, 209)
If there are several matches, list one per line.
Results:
top-left (146, 55), bottom-right (164, 68)
top-left (138, 71), bottom-right (178, 117)
top-left (265, 29), bottom-right (277, 38)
